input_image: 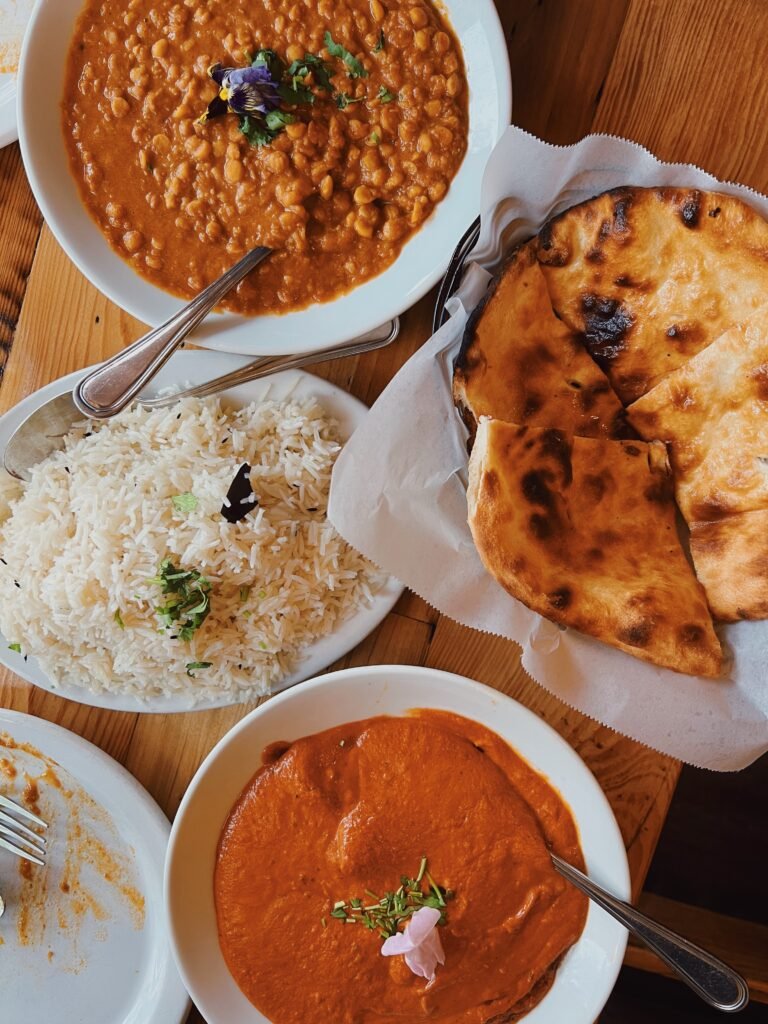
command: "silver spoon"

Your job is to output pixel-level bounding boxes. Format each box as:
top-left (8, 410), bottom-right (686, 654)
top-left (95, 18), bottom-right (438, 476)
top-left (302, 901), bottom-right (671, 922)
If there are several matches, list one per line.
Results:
top-left (3, 245), bottom-right (270, 480)
top-left (551, 853), bottom-right (749, 1013)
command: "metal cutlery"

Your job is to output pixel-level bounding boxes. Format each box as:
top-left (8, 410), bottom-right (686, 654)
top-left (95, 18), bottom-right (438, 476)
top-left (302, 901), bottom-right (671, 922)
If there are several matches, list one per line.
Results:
top-left (3, 245), bottom-right (271, 480)
top-left (0, 793), bottom-right (48, 867)
top-left (551, 853), bottom-right (749, 1013)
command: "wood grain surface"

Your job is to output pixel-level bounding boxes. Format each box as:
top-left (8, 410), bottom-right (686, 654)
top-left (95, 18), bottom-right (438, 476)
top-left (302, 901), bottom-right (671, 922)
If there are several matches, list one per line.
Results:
top-left (1, 0), bottom-right (766, 1019)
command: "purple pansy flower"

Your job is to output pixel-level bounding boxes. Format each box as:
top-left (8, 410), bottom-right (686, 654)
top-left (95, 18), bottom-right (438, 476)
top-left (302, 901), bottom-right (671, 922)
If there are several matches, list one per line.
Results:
top-left (199, 62), bottom-right (280, 123)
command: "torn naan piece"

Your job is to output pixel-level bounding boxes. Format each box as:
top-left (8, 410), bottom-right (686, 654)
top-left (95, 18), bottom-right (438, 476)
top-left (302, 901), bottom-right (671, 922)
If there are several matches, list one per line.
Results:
top-left (453, 241), bottom-right (627, 444)
top-left (690, 512), bottom-right (768, 621)
top-left (536, 187), bottom-right (768, 403)
top-left (467, 418), bottom-right (722, 677)
top-left (628, 306), bottom-right (768, 523)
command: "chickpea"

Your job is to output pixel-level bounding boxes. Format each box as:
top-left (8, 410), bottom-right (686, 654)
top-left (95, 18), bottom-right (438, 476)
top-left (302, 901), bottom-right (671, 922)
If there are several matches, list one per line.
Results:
top-left (432, 125), bottom-right (453, 146)
top-left (123, 229), bottom-right (144, 252)
top-left (354, 218), bottom-right (374, 238)
top-left (370, 0), bottom-right (385, 21)
top-left (267, 150), bottom-right (290, 173)
top-left (428, 179), bottom-right (448, 202)
top-left (225, 159), bottom-right (244, 183)
top-left (417, 132), bottom-right (432, 153)
top-left (354, 185), bottom-right (374, 204)
top-left (319, 174), bottom-right (334, 199)
top-left (151, 38), bottom-right (168, 58)
top-left (413, 29), bottom-right (430, 51)
top-left (446, 72), bottom-right (462, 97)
top-left (145, 255), bottom-right (163, 270)
top-left (424, 99), bottom-right (442, 118)
top-left (111, 96), bottom-right (130, 117)
top-left (409, 6), bottom-right (428, 27)
top-left (286, 43), bottom-right (303, 62)
top-left (434, 31), bottom-right (450, 54)
top-left (285, 121), bottom-right (306, 140)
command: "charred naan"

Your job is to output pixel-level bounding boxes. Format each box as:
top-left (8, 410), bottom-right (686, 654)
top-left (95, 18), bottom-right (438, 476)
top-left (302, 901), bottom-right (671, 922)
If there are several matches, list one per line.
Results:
top-left (628, 305), bottom-right (768, 523)
top-left (690, 513), bottom-right (768, 622)
top-left (453, 242), bottom-right (627, 441)
top-left (536, 187), bottom-right (768, 403)
top-left (467, 418), bottom-right (722, 677)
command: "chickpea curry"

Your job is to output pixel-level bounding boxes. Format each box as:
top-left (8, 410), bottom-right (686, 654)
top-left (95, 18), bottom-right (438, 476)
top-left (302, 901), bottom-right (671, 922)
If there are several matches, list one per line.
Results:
top-left (62, 0), bottom-right (469, 315)
top-left (214, 711), bottom-right (588, 1023)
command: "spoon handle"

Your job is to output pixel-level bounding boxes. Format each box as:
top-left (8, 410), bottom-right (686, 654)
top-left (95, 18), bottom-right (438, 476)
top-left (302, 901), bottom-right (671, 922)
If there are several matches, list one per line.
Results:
top-left (551, 854), bottom-right (749, 1013)
top-left (72, 246), bottom-right (271, 418)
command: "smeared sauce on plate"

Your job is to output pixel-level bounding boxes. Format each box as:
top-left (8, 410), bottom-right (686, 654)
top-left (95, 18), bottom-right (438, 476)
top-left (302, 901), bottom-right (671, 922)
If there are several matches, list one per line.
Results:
top-left (214, 710), bottom-right (588, 1023)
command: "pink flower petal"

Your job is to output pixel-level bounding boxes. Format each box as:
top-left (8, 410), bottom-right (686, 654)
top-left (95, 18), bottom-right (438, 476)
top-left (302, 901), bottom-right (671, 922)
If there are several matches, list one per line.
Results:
top-left (381, 906), bottom-right (445, 982)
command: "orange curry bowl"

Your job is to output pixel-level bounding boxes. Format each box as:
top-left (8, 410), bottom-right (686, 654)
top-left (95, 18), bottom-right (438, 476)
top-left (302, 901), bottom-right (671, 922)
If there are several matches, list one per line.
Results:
top-left (164, 664), bottom-right (629, 1024)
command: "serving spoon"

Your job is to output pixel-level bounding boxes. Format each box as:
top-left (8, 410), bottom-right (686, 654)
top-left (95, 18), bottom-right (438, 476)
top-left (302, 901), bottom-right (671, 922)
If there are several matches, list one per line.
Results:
top-left (551, 853), bottom-right (749, 1013)
top-left (3, 245), bottom-right (271, 480)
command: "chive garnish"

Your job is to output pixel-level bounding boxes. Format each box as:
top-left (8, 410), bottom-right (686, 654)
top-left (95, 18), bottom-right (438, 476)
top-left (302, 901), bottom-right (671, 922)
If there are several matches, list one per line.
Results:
top-left (239, 585), bottom-right (251, 603)
top-left (114, 609), bottom-right (125, 630)
top-left (328, 858), bottom-right (452, 938)
top-left (185, 661), bottom-right (213, 677)
top-left (150, 558), bottom-right (212, 642)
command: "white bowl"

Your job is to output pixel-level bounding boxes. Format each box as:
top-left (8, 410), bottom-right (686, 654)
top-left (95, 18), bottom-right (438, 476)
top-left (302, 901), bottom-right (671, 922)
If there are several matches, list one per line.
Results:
top-left (165, 665), bottom-right (629, 1024)
top-left (18, 0), bottom-right (511, 355)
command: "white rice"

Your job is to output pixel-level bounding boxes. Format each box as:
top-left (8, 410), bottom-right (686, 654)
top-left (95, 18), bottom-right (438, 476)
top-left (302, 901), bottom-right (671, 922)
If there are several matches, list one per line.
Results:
top-left (0, 396), bottom-right (384, 703)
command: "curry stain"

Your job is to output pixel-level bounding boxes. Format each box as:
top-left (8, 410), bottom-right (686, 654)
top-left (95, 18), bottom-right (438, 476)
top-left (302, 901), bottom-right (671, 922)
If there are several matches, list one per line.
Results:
top-left (0, 731), bottom-right (146, 964)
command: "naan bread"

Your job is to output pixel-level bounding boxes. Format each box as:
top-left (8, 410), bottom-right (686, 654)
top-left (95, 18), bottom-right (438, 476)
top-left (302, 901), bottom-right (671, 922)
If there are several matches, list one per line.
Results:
top-left (690, 513), bottom-right (768, 621)
top-left (453, 242), bottom-right (627, 441)
top-left (628, 305), bottom-right (768, 522)
top-left (467, 418), bottom-right (722, 677)
top-left (536, 187), bottom-right (768, 403)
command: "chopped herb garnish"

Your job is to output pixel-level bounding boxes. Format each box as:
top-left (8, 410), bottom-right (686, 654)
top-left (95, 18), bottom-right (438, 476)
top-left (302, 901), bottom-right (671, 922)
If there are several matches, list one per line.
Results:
top-left (373, 29), bottom-right (386, 53)
top-left (377, 86), bottom-right (396, 103)
top-left (324, 31), bottom-right (368, 78)
top-left (265, 108), bottom-right (297, 131)
top-left (336, 91), bottom-right (364, 109)
top-left (258, 641), bottom-right (268, 650)
top-left (258, 589), bottom-right (267, 599)
top-left (328, 858), bottom-right (453, 937)
top-left (288, 53), bottom-right (335, 93)
top-left (240, 113), bottom-right (280, 147)
top-left (251, 47), bottom-right (286, 81)
top-left (369, 131), bottom-right (380, 145)
top-left (171, 492), bottom-right (198, 514)
top-left (150, 559), bottom-right (212, 642)
top-left (239, 585), bottom-right (251, 603)
top-left (114, 609), bottom-right (125, 630)
top-left (8, 643), bottom-right (21, 654)
top-left (185, 661), bottom-right (213, 677)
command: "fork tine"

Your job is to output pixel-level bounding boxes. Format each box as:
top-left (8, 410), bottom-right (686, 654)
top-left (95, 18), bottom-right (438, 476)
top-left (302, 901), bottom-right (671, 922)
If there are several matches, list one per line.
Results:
top-left (0, 808), bottom-right (47, 845)
top-left (0, 833), bottom-right (44, 866)
top-left (0, 821), bottom-right (46, 854)
top-left (0, 793), bottom-right (48, 828)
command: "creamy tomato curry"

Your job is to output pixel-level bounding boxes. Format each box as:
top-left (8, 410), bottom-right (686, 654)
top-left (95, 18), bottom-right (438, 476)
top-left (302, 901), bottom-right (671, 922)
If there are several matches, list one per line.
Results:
top-left (62, 0), bottom-right (469, 315)
top-left (214, 711), bottom-right (588, 1023)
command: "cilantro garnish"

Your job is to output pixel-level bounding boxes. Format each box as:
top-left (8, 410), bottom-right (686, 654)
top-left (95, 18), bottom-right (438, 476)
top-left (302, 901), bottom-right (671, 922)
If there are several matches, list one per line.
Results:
top-left (369, 130), bottom-right (380, 145)
top-left (171, 492), bottom-right (198, 514)
top-left (8, 643), bottom-right (21, 654)
top-left (329, 857), bottom-right (453, 939)
top-left (150, 559), bottom-right (212, 642)
top-left (324, 31), bottom-right (368, 78)
top-left (288, 53), bottom-right (335, 92)
top-left (377, 86), bottom-right (396, 103)
top-left (251, 47), bottom-right (286, 81)
top-left (113, 609), bottom-right (125, 630)
top-left (185, 661), bottom-right (213, 677)
top-left (336, 92), bottom-right (364, 109)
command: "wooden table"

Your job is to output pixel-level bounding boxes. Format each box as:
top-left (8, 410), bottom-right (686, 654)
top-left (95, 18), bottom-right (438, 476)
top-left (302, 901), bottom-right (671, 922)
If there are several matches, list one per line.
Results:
top-left (1, 0), bottom-right (766, 1018)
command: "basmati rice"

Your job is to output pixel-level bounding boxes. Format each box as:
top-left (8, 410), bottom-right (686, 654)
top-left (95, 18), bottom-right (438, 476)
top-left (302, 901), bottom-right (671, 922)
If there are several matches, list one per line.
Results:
top-left (0, 396), bottom-right (385, 704)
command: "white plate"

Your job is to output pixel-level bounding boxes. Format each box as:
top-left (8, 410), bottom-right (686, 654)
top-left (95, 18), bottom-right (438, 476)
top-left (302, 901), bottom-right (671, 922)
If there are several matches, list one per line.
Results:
top-left (165, 665), bottom-right (630, 1024)
top-left (0, 350), bottom-right (403, 712)
top-left (0, 707), bottom-right (189, 1024)
top-left (18, 0), bottom-right (511, 354)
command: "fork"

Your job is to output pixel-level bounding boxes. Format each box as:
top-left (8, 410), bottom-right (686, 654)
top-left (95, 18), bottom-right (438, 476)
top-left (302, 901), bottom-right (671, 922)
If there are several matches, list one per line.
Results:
top-left (0, 793), bottom-right (48, 867)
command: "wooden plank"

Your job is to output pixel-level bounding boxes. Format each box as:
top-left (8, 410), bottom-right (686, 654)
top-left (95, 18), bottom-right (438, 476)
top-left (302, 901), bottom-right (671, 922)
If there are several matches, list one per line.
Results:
top-left (625, 893), bottom-right (768, 1003)
top-left (505, 0), bottom-right (631, 143)
top-left (593, 0), bottom-right (768, 191)
top-left (0, 143), bottom-right (43, 378)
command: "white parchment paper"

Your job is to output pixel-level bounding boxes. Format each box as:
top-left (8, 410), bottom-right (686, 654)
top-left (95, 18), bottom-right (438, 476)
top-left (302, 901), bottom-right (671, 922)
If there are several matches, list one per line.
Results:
top-left (328, 126), bottom-right (768, 771)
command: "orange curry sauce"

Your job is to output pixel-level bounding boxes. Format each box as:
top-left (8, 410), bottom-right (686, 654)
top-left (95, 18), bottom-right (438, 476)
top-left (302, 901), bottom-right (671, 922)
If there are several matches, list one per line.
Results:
top-left (214, 711), bottom-right (588, 1023)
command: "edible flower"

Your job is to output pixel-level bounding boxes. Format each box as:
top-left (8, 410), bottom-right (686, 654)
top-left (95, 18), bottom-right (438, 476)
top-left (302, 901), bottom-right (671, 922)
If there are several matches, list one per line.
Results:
top-left (380, 906), bottom-right (445, 982)
top-left (198, 62), bottom-right (280, 125)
